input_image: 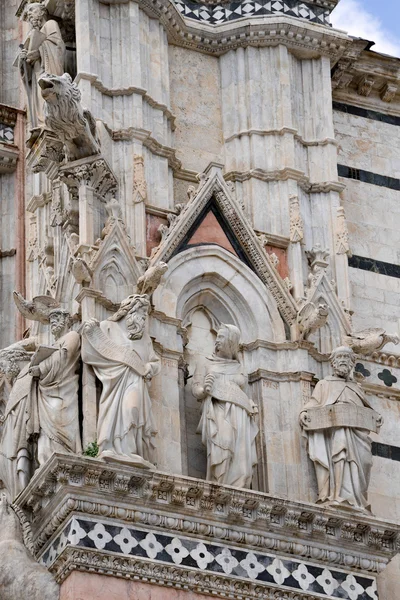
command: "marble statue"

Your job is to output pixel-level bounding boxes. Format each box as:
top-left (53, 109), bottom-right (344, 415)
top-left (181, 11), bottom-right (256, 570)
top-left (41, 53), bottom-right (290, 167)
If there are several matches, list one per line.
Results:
top-left (82, 294), bottom-right (160, 467)
top-left (192, 324), bottom-right (258, 488)
top-left (300, 346), bottom-right (382, 511)
top-left (0, 294), bottom-right (81, 498)
top-left (18, 3), bottom-right (65, 129)
top-left (39, 72), bottom-right (100, 161)
top-left (0, 494), bottom-right (59, 600)
top-left (344, 327), bottom-right (400, 355)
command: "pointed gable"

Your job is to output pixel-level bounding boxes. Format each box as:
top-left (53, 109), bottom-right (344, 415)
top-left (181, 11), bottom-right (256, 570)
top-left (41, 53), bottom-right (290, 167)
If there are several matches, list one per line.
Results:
top-left (149, 167), bottom-right (298, 327)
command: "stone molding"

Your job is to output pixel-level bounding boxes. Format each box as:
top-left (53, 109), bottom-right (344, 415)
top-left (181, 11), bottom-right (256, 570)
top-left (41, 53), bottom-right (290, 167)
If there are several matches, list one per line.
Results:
top-left (26, 129), bottom-right (65, 178)
top-left (75, 72), bottom-right (176, 128)
top-left (16, 455), bottom-right (400, 576)
top-left (225, 167), bottom-right (346, 194)
top-left (130, 0), bottom-right (351, 59)
top-left (0, 143), bottom-right (19, 173)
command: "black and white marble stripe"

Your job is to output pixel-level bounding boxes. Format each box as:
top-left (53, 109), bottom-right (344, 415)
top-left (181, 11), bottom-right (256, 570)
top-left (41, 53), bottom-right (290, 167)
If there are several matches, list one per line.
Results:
top-left (172, 0), bottom-right (330, 26)
top-left (42, 516), bottom-right (378, 600)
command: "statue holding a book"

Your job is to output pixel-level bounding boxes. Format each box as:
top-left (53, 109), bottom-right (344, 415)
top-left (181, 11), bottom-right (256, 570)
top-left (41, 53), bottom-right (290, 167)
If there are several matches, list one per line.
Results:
top-left (0, 294), bottom-right (81, 499)
top-left (300, 345), bottom-right (382, 512)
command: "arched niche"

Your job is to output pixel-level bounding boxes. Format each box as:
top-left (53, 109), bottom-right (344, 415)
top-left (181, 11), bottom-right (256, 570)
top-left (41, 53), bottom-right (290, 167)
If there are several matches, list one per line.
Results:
top-left (153, 245), bottom-right (286, 482)
top-left (153, 245), bottom-right (286, 343)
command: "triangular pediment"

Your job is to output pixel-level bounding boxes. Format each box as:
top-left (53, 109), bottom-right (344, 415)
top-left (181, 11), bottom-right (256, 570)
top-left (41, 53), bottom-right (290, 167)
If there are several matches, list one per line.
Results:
top-left (149, 168), bottom-right (298, 326)
top-left (90, 219), bottom-right (142, 303)
top-left (303, 269), bottom-right (352, 352)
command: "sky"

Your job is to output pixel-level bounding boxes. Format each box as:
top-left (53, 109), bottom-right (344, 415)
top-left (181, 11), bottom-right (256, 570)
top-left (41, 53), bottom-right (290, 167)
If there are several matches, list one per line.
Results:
top-left (330, 0), bottom-right (400, 57)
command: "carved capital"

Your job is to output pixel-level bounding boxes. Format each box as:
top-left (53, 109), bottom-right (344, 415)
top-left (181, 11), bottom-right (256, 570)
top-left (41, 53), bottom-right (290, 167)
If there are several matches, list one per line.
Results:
top-left (26, 129), bottom-right (65, 178)
top-left (60, 156), bottom-right (117, 199)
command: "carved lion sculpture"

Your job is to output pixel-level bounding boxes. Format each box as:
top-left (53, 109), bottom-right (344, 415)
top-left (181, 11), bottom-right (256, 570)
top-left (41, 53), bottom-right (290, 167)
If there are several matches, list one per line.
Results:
top-left (39, 72), bottom-right (100, 161)
top-left (0, 494), bottom-right (59, 600)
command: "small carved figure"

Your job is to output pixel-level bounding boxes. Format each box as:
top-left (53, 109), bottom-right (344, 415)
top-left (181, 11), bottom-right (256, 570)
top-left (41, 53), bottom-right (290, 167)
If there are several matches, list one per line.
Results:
top-left (0, 295), bottom-right (81, 498)
top-left (82, 295), bottom-right (160, 467)
top-left (344, 328), bottom-right (400, 355)
top-left (300, 346), bottom-right (382, 511)
top-left (136, 261), bottom-right (168, 296)
top-left (18, 3), bottom-right (65, 130)
top-left (38, 73), bottom-right (100, 161)
top-left (192, 324), bottom-right (258, 488)
top-left (0, 494), bottom-right (59, 600)
top-left (297, 301), bottom-right (329, 340)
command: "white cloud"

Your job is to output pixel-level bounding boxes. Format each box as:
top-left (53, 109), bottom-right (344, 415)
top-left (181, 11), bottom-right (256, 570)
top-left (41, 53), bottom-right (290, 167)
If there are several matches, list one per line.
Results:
top-left (330, 0), bottom-right (400, 57)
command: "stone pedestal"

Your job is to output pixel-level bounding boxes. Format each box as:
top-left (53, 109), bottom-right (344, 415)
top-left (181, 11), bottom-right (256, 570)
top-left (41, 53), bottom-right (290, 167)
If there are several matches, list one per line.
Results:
top-left (16, 454), bottom-right (400, 600)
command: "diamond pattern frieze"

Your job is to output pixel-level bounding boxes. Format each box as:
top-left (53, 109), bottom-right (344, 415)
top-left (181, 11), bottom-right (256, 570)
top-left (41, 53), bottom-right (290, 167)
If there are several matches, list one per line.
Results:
top-left (173, 0), bottom-right (330, 25)
top-left (41, 516), bottom-right (378, 599)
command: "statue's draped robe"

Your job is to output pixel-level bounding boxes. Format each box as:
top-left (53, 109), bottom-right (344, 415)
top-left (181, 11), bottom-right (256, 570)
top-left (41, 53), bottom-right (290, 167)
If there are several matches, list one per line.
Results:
top-left (0, 331), bottom-right (80, 498)
top-left (0, 365), bottom-right (33, 498)
top-left (82, 320), bottom-right (160, 462)
top-left (35, 331), bottom-right (81, 462)
top-left (303, 376), bottom-right (373, 510)
top-left (194, 356), bottom-right (258, 488)
top-left (20, 20), bottom-right (65, 127)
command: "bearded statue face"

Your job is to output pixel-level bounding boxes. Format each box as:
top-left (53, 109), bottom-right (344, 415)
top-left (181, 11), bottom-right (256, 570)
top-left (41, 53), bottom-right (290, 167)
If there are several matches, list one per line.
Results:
top-left (26, 5), bottom-right (47, 29)
top-left (125, 305), bottom-right (148, 340)
top-left (331, 351), bottom-right (354, 379)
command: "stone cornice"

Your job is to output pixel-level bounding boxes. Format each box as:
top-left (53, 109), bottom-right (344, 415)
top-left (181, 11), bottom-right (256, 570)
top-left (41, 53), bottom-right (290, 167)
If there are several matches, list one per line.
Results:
top-left (225, 167), bottom-right (346, 193)
top-left (131, 0), bottom-right (351, 60)
top-left (75, 72), bottom-right (176, 129)
top-left (332, 44), bottom-right (400, 113)
top-left (16, 454), bottom-right (400, 575)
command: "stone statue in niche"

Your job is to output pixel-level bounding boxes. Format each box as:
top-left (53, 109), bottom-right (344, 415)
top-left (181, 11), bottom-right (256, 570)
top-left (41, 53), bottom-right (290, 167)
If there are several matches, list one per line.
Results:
top-left (18, 3), bottom-right (65, 130)
top-left (82, 294), bottom-right (160, 468)
top-left (39, 73), bottom-right (100, 161)
top-left (0, 494), bottom-right (59, 600)
top-left (192, 324), bottom-right (258, 488)
top-left (300, 346), bottom-right (382, 512)
top-left (0, 293), bottom-right (81, 499)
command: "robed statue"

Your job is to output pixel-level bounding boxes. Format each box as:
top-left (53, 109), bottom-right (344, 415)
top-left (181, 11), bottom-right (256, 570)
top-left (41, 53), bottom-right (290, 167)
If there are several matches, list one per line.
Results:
top-left (0, 294), bottom-right (81, 499)
top-left (192, 324), bottom-right (258, 488)
top-left (18, 3), bottom-right (65, 129)
top-left (300, 346), bottom-right (382, 512)
top-left (82, 294), bottom-right (160, 468)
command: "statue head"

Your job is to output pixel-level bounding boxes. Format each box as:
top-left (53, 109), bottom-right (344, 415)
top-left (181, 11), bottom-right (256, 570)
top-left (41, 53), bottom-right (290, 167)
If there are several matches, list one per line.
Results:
top-left (108, 294), bottom-right (150, 340)
top-left (24, 3), bottom-right (47, 28)
top-left (48, 308), bottom-right (71, 340)
top-left (330, 346), bottom-right (355, 379)
top-left (215, 324), bottom-right (241, 360)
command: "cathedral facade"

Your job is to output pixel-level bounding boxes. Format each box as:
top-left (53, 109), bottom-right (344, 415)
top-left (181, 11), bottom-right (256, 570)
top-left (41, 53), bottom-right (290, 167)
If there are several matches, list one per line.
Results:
top-left (0, 0), bottom-right (400, 598)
